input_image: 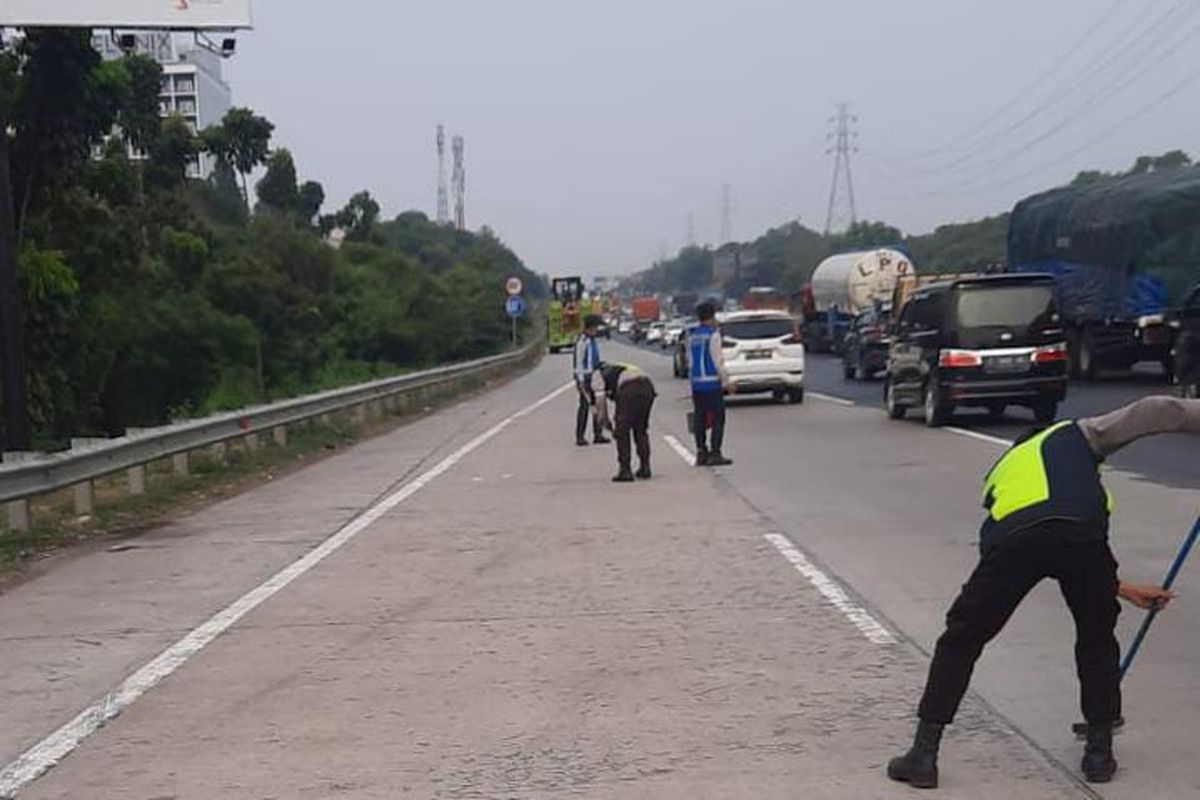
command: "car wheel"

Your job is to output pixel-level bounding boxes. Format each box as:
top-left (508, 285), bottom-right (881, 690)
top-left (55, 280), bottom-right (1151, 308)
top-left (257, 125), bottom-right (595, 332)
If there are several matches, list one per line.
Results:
top-left (772, 390), bottom-right (787, 404)
top-left (923, 382), bottom-right (948, 428)
top-left (1033, 400), bottom-right (1058, 423)
top-left (789, 388), bottom-right (804, 404)
top-left (885, 378), bottom-right (906, 420)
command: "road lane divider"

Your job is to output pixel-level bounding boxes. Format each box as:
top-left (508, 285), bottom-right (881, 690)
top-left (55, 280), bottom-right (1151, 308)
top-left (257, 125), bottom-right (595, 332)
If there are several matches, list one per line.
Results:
top-left (943, 426), bottom-right (1013, 447)
top-left (764, 533), bottom-right (897, 645)
top-left (0, 381), bottom-right (576, 799)
top-left (663, 434), bottom-right (696, 465)
top-left (661, 432), bottom-right (895, 646)
top-left (807, 391), bottom-right (855, 406)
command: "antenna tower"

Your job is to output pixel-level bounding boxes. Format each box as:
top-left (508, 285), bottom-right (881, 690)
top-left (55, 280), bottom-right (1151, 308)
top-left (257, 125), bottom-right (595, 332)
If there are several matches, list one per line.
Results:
top-left (824, 103), bottom-right (859, 235)
top-left (436, 125), bottom-right (449, 225)
top-left (451, 135), bottom-right (466, 230)
top-left (720, 183), bottom-right (732, 243)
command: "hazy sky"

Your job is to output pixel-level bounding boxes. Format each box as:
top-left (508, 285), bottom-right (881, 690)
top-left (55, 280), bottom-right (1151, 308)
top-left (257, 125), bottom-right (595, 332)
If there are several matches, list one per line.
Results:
top-left (226, 0), bottom-right (1200, 278)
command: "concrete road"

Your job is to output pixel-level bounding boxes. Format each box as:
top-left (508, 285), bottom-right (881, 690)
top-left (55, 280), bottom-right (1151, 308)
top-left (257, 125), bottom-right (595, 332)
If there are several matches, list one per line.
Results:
top-left (0, 349), bottom-right (1087, 798)
top-left (635, 341), bottom-right (1200, 798)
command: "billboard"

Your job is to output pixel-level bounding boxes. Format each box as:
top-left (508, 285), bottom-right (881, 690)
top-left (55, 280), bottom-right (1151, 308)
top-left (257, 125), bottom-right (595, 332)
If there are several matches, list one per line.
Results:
top-left (0, 1), bottom-right (253, 30)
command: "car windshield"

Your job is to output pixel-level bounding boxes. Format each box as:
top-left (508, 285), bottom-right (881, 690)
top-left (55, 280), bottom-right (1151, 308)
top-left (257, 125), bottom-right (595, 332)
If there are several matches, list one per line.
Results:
top-left (721, 318), bottom-right (794, 340)
top-left (954, 285), bottom-right (1056, 329)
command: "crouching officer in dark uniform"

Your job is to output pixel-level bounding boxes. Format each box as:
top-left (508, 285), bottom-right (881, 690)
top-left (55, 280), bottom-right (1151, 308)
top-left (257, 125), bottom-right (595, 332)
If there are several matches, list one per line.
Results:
top-left (599, 362), bottom-right (656, 482)
top-left (888, 396), bottom-right (1200, 789)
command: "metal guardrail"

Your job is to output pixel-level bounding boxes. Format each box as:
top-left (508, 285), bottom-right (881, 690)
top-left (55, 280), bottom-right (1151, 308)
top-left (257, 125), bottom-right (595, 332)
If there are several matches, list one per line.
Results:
top-left (0, 342), bottom-right (540, 529)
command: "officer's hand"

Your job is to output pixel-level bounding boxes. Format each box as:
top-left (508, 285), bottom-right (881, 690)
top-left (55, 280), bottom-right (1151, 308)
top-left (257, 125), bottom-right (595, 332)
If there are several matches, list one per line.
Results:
top-left (1118, 581), bottom-right (1175, 610)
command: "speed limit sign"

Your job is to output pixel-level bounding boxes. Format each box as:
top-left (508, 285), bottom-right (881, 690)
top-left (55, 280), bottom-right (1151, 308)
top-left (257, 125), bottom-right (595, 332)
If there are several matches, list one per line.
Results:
top-left (505, 276), bottom-right (523, 296)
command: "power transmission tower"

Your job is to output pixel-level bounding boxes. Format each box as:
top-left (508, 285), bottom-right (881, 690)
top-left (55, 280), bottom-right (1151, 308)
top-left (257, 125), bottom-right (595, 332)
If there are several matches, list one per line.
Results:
top-left (686, 211), bottom-right (696, 247)
top-left (720, 183), bottom-right (732, 244)
top-left (824, 103), bottom-right (859, 235)
top-left (436, 125), bottom-right (449, 225)
top-left (451, 135), bottom-right (466, 230)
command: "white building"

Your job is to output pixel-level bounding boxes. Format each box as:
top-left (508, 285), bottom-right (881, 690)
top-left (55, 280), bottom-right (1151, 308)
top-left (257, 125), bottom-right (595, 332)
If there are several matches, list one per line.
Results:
top-left (93, 33), bottom-right (232, 179)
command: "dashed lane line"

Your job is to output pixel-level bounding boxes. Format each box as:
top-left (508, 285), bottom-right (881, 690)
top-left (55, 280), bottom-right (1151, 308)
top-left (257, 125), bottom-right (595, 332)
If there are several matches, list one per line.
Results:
top-left (807, 391), bottom-right (855, 406)
top-left (943, 426), bottom-right (1013, 447)
top-left (662, 433), bottom-right (896, 646)
top-left (764, 533), bottom-right (897, 645)
top-left (0, 382), bottom-right (576, 800)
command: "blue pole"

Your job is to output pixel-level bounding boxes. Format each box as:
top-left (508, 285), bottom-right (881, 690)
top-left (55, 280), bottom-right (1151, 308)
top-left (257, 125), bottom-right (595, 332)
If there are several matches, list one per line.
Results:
top-left (1120, 516), bottom-right (1200, 677)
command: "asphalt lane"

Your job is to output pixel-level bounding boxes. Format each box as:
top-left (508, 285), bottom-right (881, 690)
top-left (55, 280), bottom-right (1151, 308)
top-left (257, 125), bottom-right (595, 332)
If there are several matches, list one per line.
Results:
top-left (628, 336), bottom-right (1198, 490)
top-left (622, 337), bottom-right (1200, 798)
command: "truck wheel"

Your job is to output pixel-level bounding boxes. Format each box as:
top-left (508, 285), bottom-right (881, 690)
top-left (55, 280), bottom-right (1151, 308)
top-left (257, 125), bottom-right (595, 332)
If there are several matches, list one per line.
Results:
top-left (885, 378), bottom-right (906, 420)
top-left (1033, 400), bottom-right (1058, 423)
top-left (1078, 330), bottom-right (1098, 381)
top-left (923, 382), bottom-right (948, 428)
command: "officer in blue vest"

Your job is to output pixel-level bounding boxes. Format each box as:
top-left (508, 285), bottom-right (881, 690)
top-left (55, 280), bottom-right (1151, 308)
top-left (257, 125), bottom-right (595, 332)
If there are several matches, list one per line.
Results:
top-left (687, 302), bottom-right (733, 466)
top-left (573, 315), bottom-right (609, 447)
top-left (888, 396), bottom-right (1200, 789)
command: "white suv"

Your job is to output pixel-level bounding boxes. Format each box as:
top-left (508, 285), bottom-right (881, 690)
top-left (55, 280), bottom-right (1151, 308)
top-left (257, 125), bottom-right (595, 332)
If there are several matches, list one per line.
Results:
top-left (719, 311), bottom-right (805, 403)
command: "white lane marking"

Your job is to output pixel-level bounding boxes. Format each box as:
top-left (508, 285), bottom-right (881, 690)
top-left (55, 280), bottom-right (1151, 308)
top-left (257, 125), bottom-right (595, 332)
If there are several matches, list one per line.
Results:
top-left (764, 532), bottom-right (897, 645)
top-left (0, 381), bottom-right (576, 799)
top-left (663, 434), bottom-right (695, 465)
top-left (808, 391), bottom-right (854, 407)
top-left (943, 426), bottom-right (1012, 447)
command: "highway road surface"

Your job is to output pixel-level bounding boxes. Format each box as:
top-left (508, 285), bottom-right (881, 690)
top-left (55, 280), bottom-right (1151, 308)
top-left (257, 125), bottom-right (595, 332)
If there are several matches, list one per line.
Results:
top-left (1, 342), bottom-right (1196, 798)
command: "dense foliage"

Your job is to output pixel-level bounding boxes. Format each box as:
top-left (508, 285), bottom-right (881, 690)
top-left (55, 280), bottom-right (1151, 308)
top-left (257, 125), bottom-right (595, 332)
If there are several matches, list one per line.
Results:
top-left (4, 29), bottom-right (541, 447)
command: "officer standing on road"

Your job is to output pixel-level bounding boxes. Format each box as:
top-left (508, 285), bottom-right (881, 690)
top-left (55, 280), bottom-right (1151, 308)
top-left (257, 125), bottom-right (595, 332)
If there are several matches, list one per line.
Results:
top-left (887, 396), bottom-right (1200, 790)
top-left (573, 315), bottom-right (609, 447)
top-left (598, 362), bottom-right (656, 482)
top-left (687, 302), bottom-right (733, 466)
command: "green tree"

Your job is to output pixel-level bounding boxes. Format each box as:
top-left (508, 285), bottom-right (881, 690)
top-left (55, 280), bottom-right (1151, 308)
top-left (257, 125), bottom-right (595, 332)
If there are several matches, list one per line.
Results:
top-left (297, 180), bottom-right (325, 226)
top-left (146, 114), bottom-right (198, 190)
top-left (255, 148), bottom-right (299, 213)
top-left (336, 190), bottom-right (381, 242)
top-left (202, 107), bottom-right (273, 206)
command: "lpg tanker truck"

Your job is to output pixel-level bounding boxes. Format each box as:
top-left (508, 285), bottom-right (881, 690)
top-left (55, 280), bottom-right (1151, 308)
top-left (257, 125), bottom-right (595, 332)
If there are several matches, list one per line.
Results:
top-left (800, 248), bottom-right (915, 353)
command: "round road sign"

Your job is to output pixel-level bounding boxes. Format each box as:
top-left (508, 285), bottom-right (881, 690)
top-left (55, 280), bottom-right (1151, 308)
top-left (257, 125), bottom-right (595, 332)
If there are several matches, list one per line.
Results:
top-left (505, 276), bottom-right (523, 296)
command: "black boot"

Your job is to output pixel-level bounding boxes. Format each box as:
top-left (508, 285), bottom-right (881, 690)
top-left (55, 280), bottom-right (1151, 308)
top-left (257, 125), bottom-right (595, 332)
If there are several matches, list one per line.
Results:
top-left (612, 468), bottom-right (634, 482)
top-left (887, 720), bottom-right (943, 789)
top-left (1081, 722), bottom-right (1117, 783)
top-left (695, 448), bottom-right (709, 467)
top-left (706, 451), bottom-right (733, 466)
top-left (635, 463), bottom-right (651, 480)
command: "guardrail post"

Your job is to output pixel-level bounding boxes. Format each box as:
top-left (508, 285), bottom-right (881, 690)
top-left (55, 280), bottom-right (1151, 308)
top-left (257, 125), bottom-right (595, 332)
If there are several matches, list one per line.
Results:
top-left (128, 464), bottom-right (147, 496)
top-left (73, 481), bottom-right (95, 516)
top-left (3, 452), bottom-right (38, 533)
top-left (6, 498), bottom-right (29, 533)
top-left (351, 404), bottom-right (366, 425)
top-left (272, 425), bottom-right (287, 447)
top-left (172, 452), bottom-right (190, 477)
top-left (244, 432), bottom-right (260, 452)
top-left (211, 441), bottom-right (227, 464)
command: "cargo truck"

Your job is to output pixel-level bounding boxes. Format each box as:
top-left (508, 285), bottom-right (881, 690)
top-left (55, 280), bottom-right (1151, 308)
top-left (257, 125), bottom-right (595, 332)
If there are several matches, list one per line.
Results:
top-left (1008, 173), bottom-right (1184, 380)
top-left (802, 248), bottom-right (914, 353)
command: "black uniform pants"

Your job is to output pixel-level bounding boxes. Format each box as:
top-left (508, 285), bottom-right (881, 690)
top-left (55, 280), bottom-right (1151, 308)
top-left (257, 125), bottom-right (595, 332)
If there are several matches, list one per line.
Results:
top-left (615, 377), bottom-right (655, 471)
top-left (691, 390), bottom-right (726, 454)
top-left (918, 521), bottom-right (1121, 725)
top-left (575, 380), bottom-right (601, 442)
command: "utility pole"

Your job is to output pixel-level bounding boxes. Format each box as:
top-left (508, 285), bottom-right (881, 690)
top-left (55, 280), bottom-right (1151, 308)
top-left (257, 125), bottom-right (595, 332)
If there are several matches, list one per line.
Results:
top-left (436, 124), bottom-right (449, 225)
top-left (451, 135), bottom-right (466, 230)
top-left (824, 102), bottom-right (859, 235)
top-left (720, 182), bottom-right (732, 244)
